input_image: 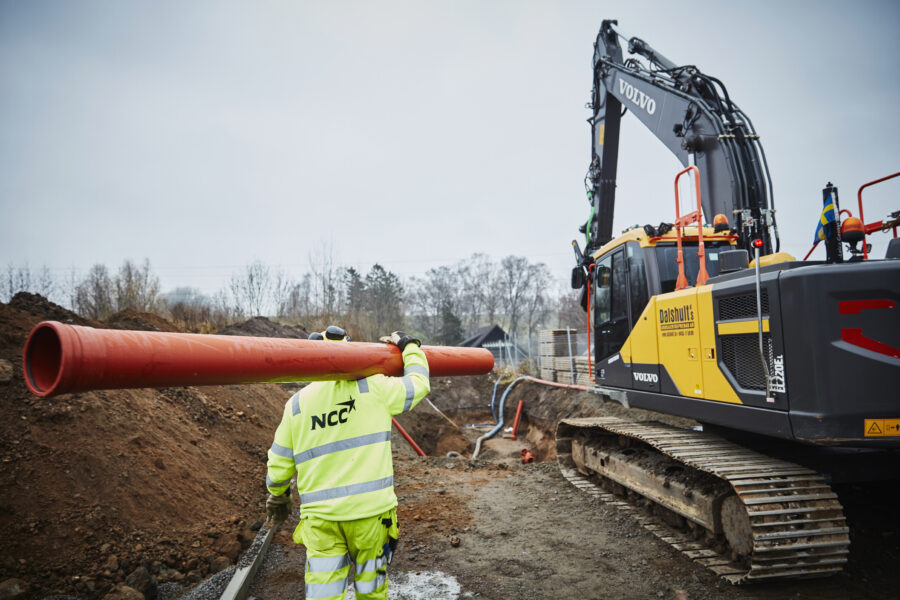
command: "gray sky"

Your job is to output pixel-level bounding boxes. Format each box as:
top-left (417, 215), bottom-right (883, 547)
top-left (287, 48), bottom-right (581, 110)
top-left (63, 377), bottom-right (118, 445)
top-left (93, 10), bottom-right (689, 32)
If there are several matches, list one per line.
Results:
top-left (2, 0), bottom-right (899, 296)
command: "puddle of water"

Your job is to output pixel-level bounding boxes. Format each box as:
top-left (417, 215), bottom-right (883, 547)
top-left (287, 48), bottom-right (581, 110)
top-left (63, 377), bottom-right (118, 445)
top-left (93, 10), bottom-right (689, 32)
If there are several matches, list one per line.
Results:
top-left (344, 570), bottom-right (462, 599)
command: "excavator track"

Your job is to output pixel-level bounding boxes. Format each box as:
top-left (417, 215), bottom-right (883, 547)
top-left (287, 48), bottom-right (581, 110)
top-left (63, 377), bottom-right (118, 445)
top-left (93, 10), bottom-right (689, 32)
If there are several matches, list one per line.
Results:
top-left (556, 417), bottom-right (850, 584)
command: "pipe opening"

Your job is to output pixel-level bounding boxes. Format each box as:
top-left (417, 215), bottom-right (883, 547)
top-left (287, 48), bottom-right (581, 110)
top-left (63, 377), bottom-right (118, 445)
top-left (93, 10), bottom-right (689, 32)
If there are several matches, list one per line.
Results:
top-left (25, 324), bottom-right (62, 395)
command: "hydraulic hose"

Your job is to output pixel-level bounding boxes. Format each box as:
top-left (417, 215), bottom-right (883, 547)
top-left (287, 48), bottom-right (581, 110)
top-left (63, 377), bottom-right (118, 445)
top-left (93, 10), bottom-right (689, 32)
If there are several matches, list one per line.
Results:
top-left (489, 379), bottom-right (501, 423)
top-left (471, 376), bottom-right (599, 460)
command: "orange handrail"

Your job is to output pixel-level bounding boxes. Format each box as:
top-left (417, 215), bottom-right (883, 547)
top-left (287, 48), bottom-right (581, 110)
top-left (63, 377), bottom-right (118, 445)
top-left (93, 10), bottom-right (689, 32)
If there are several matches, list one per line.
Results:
top-left (673, 165), bottom-right (709, 289)
top-left (586, 262), bottom-right (596, 382)
top-left (858, 171), bottom-right (900, 260)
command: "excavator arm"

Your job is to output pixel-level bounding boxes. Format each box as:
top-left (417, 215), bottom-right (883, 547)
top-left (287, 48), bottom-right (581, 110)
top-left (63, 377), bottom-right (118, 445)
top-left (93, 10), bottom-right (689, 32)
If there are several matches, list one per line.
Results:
top-left (582, 20), bottom-right (779, 257)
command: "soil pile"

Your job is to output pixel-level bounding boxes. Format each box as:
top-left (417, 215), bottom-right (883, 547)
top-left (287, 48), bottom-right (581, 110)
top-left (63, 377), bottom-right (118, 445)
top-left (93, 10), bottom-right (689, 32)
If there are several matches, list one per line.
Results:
top-left (216, 317), bottom-right (308, 339)
top-left (0, 294), bottom-right (292, 598)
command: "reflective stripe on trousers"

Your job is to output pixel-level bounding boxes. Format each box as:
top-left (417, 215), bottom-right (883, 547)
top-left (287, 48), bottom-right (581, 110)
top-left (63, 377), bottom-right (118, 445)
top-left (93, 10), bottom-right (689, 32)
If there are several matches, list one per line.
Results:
top-left (305, 577), bottom-right (349, 599)
top-left (303, 552), bottom-right (387, 599)
top-left (299, 510), bottom-right (393, 600)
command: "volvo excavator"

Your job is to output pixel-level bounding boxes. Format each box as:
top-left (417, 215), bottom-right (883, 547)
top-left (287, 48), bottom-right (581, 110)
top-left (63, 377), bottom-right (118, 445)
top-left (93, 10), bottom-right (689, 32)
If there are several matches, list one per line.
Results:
top-left (559, 20), bottom-right (900, 584)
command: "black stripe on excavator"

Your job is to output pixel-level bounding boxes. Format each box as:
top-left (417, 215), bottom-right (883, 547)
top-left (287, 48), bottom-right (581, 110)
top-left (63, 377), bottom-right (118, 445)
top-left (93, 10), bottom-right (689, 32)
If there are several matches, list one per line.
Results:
top-left (597, 385), bottom-right (793, 440)
top-left (595, 358), bottom-right (680, 396)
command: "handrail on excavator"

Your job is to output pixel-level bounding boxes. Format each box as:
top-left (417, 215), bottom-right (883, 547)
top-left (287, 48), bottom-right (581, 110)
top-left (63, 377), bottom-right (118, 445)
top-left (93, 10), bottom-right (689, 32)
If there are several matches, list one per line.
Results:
top-left (673, 165), bottom-right (709, 289)
top-left (858, 171), bottom-right (900, 260)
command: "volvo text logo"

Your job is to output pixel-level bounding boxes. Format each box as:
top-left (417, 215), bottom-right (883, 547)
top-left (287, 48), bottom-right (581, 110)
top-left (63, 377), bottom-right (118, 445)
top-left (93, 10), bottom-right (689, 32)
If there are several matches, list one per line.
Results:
top-left (633, 372), bottom-right (659, 383)
top-left (618, 79), bottom-right (657, 115)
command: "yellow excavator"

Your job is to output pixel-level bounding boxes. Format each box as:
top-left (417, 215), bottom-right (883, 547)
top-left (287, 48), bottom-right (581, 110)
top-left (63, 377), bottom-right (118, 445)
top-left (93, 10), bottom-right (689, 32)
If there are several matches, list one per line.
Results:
top-left (559, 20), bottom-right (900, 583)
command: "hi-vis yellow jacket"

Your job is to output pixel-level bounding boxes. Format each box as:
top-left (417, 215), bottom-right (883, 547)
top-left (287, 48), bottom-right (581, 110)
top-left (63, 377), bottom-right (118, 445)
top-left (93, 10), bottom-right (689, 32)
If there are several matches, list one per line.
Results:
top-left (266, 343), bottom-right (430, 522)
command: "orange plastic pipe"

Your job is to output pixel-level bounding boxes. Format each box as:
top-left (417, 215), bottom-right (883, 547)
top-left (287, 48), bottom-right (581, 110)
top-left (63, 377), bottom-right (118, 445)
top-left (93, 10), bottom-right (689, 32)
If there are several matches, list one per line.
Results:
top-left (392, 418), bottom-right (426, 457)
top-left (510, 398), bottom-right (525, 441)
top-left (22, 321), bottom-right (495, 398)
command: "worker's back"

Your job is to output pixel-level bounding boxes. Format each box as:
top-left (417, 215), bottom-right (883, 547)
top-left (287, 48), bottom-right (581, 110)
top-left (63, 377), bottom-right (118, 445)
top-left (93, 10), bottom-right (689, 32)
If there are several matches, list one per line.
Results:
top-left (290, 378), bottom-right (398, 521)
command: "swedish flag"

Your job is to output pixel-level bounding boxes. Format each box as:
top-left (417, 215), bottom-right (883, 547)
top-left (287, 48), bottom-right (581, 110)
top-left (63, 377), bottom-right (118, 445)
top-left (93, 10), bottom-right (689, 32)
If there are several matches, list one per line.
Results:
top-left (813, 191), bottom-right (837, 244)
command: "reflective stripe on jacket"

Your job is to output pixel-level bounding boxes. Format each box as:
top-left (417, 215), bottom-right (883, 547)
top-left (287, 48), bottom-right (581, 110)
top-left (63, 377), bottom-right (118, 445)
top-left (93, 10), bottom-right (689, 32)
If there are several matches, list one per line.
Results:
top-left (266, 343), bottom-right (429, 521)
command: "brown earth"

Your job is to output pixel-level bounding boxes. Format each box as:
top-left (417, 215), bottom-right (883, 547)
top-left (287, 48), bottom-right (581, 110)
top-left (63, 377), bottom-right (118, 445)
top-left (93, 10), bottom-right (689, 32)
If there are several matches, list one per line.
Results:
top-left (1, 295), bottom-right (897, 599)
top-left (0, 294), bottom-right (297, 597)
top-left (216, 317), bottom-right (309, 340)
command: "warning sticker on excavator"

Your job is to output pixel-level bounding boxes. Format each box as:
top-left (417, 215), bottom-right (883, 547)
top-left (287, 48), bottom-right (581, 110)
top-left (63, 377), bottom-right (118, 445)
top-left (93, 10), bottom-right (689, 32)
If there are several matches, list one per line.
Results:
top-left (864, 419), bottom-right (900, 437)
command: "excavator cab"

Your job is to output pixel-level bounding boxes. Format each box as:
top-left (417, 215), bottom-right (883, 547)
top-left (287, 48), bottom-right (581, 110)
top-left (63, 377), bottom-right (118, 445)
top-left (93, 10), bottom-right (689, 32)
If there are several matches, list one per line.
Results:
top-left (588, 231), bottom-right (737, 373)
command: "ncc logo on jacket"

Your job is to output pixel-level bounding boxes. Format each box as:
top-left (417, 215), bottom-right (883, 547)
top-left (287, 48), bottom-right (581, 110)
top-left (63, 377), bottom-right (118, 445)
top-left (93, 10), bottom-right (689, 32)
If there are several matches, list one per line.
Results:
top-left (311, 398), bottom-right (357, 430)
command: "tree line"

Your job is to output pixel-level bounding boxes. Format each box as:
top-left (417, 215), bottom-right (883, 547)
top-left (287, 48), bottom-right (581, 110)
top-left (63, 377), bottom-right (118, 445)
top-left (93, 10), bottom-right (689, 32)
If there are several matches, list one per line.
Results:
top-left (3, 253), bottom-right (586, 344)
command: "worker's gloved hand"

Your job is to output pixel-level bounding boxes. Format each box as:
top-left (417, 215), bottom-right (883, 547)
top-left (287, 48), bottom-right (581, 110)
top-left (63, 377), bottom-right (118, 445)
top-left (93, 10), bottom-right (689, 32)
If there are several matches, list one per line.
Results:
top-left (266, 492), bottom-right (292, 525)
top-left (379, 331), bottom-right (421, 352)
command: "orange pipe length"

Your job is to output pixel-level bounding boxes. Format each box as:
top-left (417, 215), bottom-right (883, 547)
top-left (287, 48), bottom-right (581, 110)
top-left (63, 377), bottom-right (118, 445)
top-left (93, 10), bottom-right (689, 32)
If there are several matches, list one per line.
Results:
top-left (510, 398), bottom-right (525, 441)
top-left (22, 321), bottom-right (495, 398)
top-left (392, 418), bottom-right (426, 457)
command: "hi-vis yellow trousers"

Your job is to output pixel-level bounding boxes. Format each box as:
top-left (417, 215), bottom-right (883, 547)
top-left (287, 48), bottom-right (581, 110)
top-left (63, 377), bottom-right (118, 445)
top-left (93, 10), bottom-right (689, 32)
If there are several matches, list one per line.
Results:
top-left (296, 508), bottom-right (399, 600)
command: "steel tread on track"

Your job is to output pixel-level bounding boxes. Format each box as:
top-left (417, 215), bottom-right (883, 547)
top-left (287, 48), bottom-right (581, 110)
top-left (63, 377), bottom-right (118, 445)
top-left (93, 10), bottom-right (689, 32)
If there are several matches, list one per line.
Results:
top-left (556, 416), bottom-right (850, 584)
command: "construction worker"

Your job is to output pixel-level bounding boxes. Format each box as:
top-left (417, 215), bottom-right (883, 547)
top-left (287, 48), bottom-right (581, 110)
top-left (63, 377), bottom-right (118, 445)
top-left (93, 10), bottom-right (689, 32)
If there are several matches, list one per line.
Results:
top-left (264, 325), bottom-right (430, 600)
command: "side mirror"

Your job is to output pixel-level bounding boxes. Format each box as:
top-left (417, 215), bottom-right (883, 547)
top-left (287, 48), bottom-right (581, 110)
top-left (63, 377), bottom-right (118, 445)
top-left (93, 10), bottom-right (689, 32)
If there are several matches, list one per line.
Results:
top-left (571, 266), bottom-right (586, 289)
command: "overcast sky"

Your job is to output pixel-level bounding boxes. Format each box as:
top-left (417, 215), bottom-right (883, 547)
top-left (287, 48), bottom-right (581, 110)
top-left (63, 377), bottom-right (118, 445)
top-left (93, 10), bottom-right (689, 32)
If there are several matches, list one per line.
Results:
top-left (2, 0), bottom-right (898, 297)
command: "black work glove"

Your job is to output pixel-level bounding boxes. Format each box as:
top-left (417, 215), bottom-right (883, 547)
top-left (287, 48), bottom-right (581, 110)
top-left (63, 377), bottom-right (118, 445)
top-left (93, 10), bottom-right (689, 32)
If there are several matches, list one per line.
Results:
top-left (266, 492), bottom-right (292, 525)
top-left (379, 331), bottom-right (421, 352)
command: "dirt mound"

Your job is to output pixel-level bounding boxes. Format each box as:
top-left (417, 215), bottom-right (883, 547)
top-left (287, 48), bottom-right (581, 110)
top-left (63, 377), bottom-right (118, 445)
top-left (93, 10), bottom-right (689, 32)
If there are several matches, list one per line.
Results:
top-left (105, 310), bottom-right (182, 333)
top-left (216, 317), bottom-right (309, 339)
top-left (0, 296), bottom-right (291, 598)
top-left (7, 292), bottom-right (93, 326)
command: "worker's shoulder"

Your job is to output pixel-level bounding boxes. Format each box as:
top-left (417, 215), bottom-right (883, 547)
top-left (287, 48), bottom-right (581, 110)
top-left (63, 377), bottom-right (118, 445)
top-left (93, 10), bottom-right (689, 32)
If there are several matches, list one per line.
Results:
top-left (356, 373), bottom-right (396, 389)
top-left (282, 383), bottom-right (325, 410)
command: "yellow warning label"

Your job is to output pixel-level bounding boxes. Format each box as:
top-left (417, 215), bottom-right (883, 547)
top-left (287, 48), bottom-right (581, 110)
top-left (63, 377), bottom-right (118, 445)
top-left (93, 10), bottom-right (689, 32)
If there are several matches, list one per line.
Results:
top-left (865, 420), bottom-right (883, 436)
top-left (865, 419), bottom-right (900, 437)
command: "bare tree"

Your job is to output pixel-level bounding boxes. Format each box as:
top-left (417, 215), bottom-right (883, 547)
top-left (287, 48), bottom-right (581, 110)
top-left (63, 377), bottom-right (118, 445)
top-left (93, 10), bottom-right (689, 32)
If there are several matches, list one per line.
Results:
top-left (556, 288), bottom-right (588, 331)
top-left (229, 260), bottom-right (279, 317)
top-left (115, 259), bottom-right (161, 313)
top-left (35, 266), bottom-right (55, 301)
top-left (308, 241), bottom-right (343, 319)
top-left (456, 253), bottom-right (494, 334)
top-left (497, 255), bottom-right (533, 339)
top-left (164, 287), bottom-right (215, 331)
top-left (210, 290), bottom-right (237, 329)
top-left (279, 273), bottom-right (312, 322)
top-left (407, 265), bottom-right (460, 342)
top-left (74, 264), bottom-right (115, 319)
top-left (0, 263), bottom-right (63, 305)
top-left (522, 261), bottom-right (553, 358)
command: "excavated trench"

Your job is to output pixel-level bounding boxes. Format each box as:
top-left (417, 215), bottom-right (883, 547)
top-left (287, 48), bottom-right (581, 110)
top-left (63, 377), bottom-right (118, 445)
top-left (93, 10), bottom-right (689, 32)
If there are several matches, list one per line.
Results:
top-left (392, 377), bottom-right (615, 463)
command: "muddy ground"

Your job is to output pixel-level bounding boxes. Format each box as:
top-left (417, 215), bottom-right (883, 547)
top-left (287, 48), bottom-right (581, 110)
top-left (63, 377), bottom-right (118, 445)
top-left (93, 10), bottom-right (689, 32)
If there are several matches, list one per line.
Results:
top-left (250, 394), bottom-right (899, 600)
top-left (0, 295), bottom-right (897, 599)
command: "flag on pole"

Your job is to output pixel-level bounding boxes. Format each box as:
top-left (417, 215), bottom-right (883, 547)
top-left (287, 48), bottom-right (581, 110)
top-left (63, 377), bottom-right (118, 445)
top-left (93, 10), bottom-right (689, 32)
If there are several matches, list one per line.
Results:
top-left (813, 191), bottom-right (837, 244)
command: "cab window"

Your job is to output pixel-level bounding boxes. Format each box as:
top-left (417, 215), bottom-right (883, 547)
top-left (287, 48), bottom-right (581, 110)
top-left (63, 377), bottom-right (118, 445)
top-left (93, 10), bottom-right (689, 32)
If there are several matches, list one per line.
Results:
top-left (655, 243), bottom-right (728, 293)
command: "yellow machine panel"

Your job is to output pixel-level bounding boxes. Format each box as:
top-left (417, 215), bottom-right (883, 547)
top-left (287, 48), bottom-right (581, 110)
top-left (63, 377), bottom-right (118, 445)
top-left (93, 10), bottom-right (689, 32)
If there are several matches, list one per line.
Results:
top-left (646, 285), bottom-right (743, 404)
top-left (717, 319), bottom-right (770, 335)
top-left (656, 288), bottom-right (704, 398)
top-left (620, 299), bottom-right (659, 366)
